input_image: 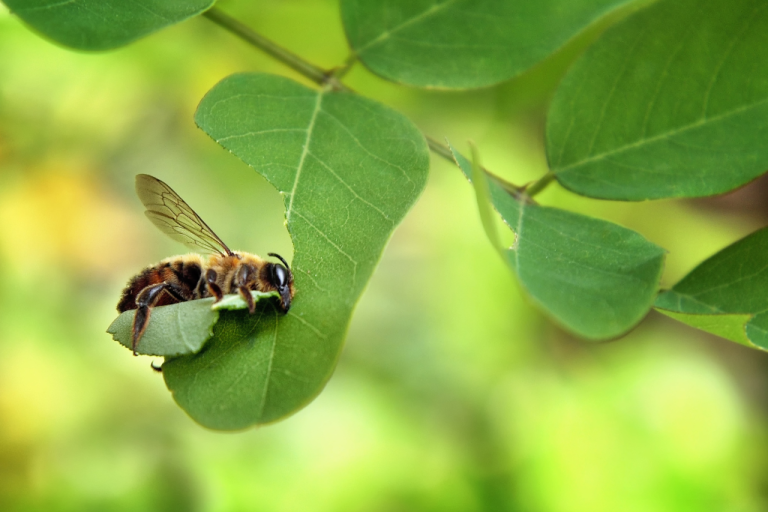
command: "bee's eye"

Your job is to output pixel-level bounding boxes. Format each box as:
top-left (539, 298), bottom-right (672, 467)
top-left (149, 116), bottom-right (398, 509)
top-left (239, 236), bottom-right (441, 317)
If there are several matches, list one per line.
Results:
top-left (272, 264), bottom-right (288, 288)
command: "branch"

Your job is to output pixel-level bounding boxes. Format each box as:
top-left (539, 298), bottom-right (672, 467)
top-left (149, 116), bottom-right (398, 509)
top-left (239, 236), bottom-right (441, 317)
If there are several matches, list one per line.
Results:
top-left (203, 7), bottom-right (341, 90)
top-left (203, 6), bottom-right (523, 190)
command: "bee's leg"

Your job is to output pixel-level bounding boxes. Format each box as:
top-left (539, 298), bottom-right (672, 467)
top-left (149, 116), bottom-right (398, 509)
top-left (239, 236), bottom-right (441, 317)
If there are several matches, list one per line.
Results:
top-left (237, 286), bottom-right (255, 314)
top-left (206, 269), bottom-right (224, 302)
top-left (162, 281), bottom-right (187, 302)
top-left (234, 265), bottom-right (255, 314)
top-left (132, 282), bottom-right (184, 356)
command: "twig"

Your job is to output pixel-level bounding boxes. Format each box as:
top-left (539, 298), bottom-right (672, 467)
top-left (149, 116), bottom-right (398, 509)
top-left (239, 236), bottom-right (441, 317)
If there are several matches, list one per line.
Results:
top-left (203, 7), bottom-right (345, 90)
top-left (203, 7), bottom-right (521, 187)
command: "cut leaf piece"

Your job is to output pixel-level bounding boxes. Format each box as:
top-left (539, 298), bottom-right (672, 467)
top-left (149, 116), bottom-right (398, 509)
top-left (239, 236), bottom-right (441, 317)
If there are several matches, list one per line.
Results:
top-left (168, 72), bottom-right (428, 430)
top-left (212, 291), bottom-right (279, 311)
top-left (107, 291), bottom-right (278, 357)
top-left (108, 298), bottom-right (216, 357)
top-left (655, 227), bottom-right (768, 350)
top-left (2, 0), bottom-right (214, 50)
top-left (341, 0), bottom-right (637, 89)
top-left (451, 145), bottom-right (665, 339)
top-left (547, 0), bottom-right (768, 200)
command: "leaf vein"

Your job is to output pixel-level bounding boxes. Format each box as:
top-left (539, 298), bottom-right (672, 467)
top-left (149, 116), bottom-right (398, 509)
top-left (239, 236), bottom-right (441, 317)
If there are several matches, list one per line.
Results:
top-left (294, 267), bottom-right (328, 293)
top-left (355, 0), bottom-right (459, 55)
top-left (320, 109), bottom-right (414, 184)
top-left (585, 28), bottom-right (648, 157)
top-left (701, 4), bottom-right (765, 119)
top-left (640, 20), bottom-right (697, 139)
top-left (558, 97), bottom-right (768, 172)
top-left (293, 211), bottom-right (358, 288)
top-left (259, 308), bottom-right (279, 417)
top-left (307, 151), bottom-right (394, 224)
top-left (286, 92), bottom-right (324, 221)
top-left (217, 128), bottom-right (307, 143)
top-left (16, 0), bottom-right (76, 13)
top-left (287, 311), bottom-right (328, 339)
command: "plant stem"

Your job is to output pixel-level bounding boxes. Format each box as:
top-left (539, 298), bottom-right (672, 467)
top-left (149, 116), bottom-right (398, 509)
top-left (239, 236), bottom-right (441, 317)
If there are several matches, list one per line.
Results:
top-left (203, 7), bottom-right (335, 88)
top-left (426, 136), bottom-right (455, 162)
top-left (525, 173), bottom-right (555, 197)
top-left (203, 7), bottom-right (520, 187)
top-left (330, 53), bottom-right (359, 80)
top-left (427, 136), bottom-right (524, 194)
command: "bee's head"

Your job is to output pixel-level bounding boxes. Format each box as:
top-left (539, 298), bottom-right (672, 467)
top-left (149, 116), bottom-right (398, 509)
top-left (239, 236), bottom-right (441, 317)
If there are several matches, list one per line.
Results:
top-left (267, 253), bottom-right (294, 312)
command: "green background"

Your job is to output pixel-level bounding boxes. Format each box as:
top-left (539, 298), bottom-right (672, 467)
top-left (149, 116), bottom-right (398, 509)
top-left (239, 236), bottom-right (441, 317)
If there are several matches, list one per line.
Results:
top-left (1, 0), bottom-right (768, 510)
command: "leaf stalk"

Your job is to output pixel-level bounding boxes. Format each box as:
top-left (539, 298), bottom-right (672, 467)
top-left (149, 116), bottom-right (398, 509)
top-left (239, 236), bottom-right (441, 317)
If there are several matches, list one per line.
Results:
top-left (525, 173), bottom-right (555, 198)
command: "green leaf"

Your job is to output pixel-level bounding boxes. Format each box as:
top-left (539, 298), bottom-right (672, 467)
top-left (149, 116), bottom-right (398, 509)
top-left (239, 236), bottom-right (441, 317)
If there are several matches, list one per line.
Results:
top-left (547, 0), bottom-right (768, 200)
top-left (2, 0), bottom-right (214, 50)
top-left (451, 145), bottom-right (665, 339)
top-left (656, 310), bottom-right (753, 347)
top-left (164, 73), bottom-right (428, 430)
top-left (745, 312), bottom-right (768, 350)
top-left (107, 291), bottom-right (278, 357)
top-left (340, 0), bottom-right (637, 89)
top-left (468, 143), bottom-right (503, 258)
top-left (655, 227), bottom-right (768, 350)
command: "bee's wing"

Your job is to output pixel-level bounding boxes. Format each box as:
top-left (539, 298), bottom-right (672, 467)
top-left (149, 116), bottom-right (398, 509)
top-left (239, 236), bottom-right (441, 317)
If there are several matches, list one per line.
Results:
top-left (135, 174), bottom-right (233, 256)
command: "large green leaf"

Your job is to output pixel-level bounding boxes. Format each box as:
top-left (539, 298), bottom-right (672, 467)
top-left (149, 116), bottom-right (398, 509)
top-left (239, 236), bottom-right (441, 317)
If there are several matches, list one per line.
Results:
top-left (2, 0), bottom-right (214, 50)
top-left (656, 227), bottom-right (768, 350)
top-left (163, 73), bottom-right (429, 430)
top-left (451, 146), bottom-right (665, 339)
top-left (547, 0), bottom-right (768, 200)
top-left (340, 0), bottom-right (637, 89)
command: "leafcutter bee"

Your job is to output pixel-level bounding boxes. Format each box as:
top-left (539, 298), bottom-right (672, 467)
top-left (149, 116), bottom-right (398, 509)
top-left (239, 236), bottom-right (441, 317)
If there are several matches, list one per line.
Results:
top-left (117, 174), bottom-right (295, 355)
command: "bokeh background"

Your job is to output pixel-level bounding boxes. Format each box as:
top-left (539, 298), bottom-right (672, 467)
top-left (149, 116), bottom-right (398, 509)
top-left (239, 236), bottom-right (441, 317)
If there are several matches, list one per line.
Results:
top-left (2, 0), bottom-right (768, 510)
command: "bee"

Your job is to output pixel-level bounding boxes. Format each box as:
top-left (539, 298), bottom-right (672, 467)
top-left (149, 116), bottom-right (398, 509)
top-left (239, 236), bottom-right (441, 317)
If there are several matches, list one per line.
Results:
top-left (117, 174), bottom-right (295, 355)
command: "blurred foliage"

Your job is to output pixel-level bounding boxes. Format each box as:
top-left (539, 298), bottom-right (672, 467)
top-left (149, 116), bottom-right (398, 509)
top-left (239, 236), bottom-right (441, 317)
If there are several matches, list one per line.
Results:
top-left (2, 1), bottom-right (768, 511)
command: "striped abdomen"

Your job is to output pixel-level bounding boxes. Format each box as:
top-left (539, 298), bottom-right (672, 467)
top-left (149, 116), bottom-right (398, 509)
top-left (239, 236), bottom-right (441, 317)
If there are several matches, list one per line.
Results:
top-left (117, 255), bottom-right (205, 312)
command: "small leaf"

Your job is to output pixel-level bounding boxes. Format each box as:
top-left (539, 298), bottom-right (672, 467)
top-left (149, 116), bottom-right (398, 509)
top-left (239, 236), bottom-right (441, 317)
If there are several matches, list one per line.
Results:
top-left (2, 0), bottom-right (214, 50)
top-left (341, 0), bottom-right (636, 89)
top-left (547, 0), bottom-right (768, 200)
top-left (107, 291), bottom-right (278, 357)
top-left (451, 145), bottom-right (665, 339)
top-left (655, 227), bottom-right (768, 350)
top-left (468, 143), bottom-right (504, 258)
top-left (166, 72), bottom-right (428, 429)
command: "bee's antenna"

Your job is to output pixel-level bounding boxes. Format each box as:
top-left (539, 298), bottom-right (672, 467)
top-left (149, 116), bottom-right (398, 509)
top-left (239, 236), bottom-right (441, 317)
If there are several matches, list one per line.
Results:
top-left (268, 252), bottom-right (291, 270)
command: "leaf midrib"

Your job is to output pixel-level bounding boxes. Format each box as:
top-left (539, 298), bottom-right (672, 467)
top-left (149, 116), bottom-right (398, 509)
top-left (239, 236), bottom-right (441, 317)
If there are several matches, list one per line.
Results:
top-left (555, 97), bottom-right (768, 173)
top-left (286, 91), bottom-right (324, 221)
top-left (355, 0), bottom-right (460, 55)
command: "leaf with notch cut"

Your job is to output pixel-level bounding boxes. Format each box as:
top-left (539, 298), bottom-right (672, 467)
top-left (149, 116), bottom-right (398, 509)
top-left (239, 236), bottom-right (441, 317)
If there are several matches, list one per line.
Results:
top-left (656, 227), bottom-right (768, 350)
top-left (451, 145), bottom-right (665, 339)
top-left (161, 73), bottom-right (429, 430)
top-left (2, 0), bottom-right (214, 50)
top-left (547, 0), bottom-right (768, 200)
top-left (341, 0), bottom-right (637, 89)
